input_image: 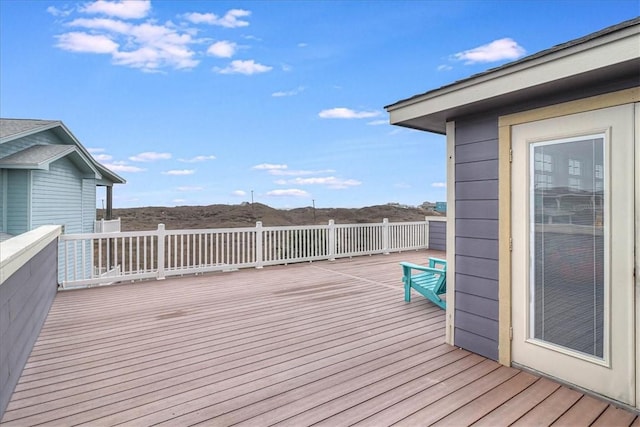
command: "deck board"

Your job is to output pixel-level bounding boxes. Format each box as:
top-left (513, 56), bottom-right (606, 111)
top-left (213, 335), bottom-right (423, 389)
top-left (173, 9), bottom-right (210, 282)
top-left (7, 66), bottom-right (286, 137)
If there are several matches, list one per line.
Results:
top-left (1, 250), bottom-right (638, 426)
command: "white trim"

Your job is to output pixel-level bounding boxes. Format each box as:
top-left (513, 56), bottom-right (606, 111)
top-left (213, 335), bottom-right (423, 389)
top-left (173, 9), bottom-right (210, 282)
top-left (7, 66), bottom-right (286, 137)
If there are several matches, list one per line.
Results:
top-left (635, 102), bottom-right (640, 408)
top-left (0, 225), bottom-right (62, 284)
top-left (445, 120), bottom-right (456, 345)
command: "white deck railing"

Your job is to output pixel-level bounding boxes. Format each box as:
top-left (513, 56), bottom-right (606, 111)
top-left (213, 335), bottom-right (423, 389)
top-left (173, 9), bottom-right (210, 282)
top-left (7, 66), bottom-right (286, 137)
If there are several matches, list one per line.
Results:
top-left (59, 218), bottom-right (441, 289)
top-left (94, 218), bottom-right (121, 233)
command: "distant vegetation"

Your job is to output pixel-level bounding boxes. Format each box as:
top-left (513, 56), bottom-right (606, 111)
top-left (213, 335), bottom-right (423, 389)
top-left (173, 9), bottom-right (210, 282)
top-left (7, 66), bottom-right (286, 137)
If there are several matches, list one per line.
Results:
top-left (98, 203), bottom-right (443, 231)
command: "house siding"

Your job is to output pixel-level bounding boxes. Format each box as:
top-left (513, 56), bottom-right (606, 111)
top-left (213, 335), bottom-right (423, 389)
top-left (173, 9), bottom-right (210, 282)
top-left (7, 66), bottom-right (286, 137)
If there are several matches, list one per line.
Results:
top-left (450, 76), bottom-right (639, 361)
top-left (0, 171), bottom-right (4, 232)
top-left (428, 220), bottom-right (446, 251)
top-left (31, 157), bottom-right (84, 233)
top-left (454, 116), bottom-right (500, 360)
top-left (0, 239), bottom-right (58, 418)
top-left (6, 170), bottom-right (29, 235)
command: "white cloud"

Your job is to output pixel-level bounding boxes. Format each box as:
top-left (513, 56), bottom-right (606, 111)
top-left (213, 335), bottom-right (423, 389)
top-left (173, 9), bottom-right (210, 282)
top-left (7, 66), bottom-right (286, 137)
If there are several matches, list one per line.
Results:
top-left (207, 41), bottom-right (237, 58)
top-left (232, 190), bottom-right (247, 196)
top-left (437, 64), bottom-right (453, 71)
top-left (103, 161), bottom-right (146, 173)
top-left (432, 182), bottom-right (446, 188)
top-left (278, 176), bottom-right (362, 189)
top-left (68, 17), bottom-right (131, 32)
top-left (367, 119), bottom-right (388, 126)
top-left (129, 152), bottom-right (172, 162)
top-left (183, 9), bottom-right (250, 28)
top-left (163, 169), bottom-right (195, 176)
top-left (253, 163), bottom-right (287, 171)
top-left (80, 0), bottom-right (151, 19)
top-left (318, 108), bottom-right (381, 119)
top-left (215, 59), bottom-right (272, 75)
top-left (453, 38), bottom-right (526, 64)
top-left (47, 6), bottom-right (73, 17)
top-left (177, 186), bottom-right (204, 191)
top-left (87, 147), bottom-right (105, 153)
top-left (266, 189), bottom-right (310, 197)
top-left (297, 42), bottom-right (308, 48)
top-left (272, 86), bottom-right (305, 97)
top-left (55, 32), bottom-right (119, 53)
top-left (173, 198), bottom-right (187, 204)
top-left (178, 155), bottom-right (216, 163)
top-left (269, 168), bottom-right (335, 177)
top-left (60, 17), bottom-right (199, 71)
top-left (93, 153), bottom-right (113, 162)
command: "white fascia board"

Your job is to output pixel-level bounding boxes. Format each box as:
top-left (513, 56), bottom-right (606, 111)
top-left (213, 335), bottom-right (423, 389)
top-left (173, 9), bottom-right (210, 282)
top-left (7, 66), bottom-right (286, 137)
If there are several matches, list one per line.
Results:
top-left (388, 29), bottom-right (639, 126)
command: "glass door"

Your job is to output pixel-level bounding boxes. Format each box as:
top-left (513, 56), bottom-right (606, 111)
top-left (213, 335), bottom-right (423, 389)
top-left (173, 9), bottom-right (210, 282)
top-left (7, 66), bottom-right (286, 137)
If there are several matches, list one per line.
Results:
top-left (511, 104), bottom-right (635, 405)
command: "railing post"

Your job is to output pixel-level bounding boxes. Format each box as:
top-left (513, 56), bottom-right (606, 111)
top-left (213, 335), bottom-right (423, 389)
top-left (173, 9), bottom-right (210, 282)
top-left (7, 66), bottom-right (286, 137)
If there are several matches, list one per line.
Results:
top-left (382, 218), bottom-right (390, 255)
top-left (328, 220), bottom-right (336, 261)
top-left (255, 221), bottom-right (264, 269)
top-left (425, 216), bottom-right (430, 249)
top-left (157, 223), bottom-right (166, 280)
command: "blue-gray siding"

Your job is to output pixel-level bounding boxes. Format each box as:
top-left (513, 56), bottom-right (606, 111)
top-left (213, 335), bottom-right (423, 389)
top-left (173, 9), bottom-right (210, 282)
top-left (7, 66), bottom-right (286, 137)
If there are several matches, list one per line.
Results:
top-left (454, 116), bottom-right (500, 360)
top-left (0, 171), bottom-right (4, 231)
top-left (428, 220), bottom-right (446, 251)
top-left (31, 157), bottom-right (85, 233)
top-left (450, 76), bottom-right (639, 361)
top-left (5, 170), bottom-right (29, 235)
top-left (0, 240), bottom-right (58, 419)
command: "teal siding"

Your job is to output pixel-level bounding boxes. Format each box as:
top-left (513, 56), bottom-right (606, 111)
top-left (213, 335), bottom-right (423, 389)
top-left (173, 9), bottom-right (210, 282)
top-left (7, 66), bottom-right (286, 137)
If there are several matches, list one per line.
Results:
top-left (31, 157), bottom-right (83, 233)
top-left (6, 170), bottom-right (29, 235)
top-left (82, 179), bottom-right (96, 234)
top-left (0, 171), bottom-right (4, 232)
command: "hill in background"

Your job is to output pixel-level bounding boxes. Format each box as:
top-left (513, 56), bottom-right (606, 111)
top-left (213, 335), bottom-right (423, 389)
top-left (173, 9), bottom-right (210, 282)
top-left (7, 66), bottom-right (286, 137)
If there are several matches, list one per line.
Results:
top-left (99, 203), bottom-right (443, 231)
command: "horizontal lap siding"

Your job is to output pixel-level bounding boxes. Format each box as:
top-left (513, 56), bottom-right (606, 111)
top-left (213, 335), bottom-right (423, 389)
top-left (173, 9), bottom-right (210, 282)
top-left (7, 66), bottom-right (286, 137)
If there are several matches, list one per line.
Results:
top-left (454, 116), bottom-right (499, 361)
top-left (6, 170), bottom-right (29, 235)
top-left (428, 221), bottom-right (446, 251)
top-left (0, 240), bottom-right (58, 419)
top-left (0, 171), bottom-right (4, 232)
top-left (31, 157), bottom-right (83, 233)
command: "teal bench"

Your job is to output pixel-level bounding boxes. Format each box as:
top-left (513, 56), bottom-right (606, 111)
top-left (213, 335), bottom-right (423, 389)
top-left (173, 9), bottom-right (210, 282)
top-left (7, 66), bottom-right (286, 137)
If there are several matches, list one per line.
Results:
top-left (401, 257), bottom-right (447, 309)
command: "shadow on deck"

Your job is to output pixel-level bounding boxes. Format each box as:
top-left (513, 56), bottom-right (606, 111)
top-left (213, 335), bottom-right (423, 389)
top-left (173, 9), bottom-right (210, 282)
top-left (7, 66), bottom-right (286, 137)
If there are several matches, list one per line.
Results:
top-left (1, 250), bottom-right (637, 426)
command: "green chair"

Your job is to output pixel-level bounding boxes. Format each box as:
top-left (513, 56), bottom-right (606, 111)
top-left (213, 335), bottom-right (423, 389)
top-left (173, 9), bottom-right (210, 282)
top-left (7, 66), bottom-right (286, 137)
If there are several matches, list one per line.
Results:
top-left (401, 257), bottom-right (447, 309)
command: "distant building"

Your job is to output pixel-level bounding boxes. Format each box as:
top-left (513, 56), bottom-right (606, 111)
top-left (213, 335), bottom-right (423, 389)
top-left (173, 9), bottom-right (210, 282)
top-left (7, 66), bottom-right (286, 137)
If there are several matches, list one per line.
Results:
top-left (435, 202), bottom-right (447, 213)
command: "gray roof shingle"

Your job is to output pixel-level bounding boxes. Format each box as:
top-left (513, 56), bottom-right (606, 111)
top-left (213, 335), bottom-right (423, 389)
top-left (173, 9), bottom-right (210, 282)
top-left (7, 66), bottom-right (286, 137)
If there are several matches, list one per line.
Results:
top-left (0, 144), bottom-right (74, 167)
top-left (0, 119), bottom-right (59, 140)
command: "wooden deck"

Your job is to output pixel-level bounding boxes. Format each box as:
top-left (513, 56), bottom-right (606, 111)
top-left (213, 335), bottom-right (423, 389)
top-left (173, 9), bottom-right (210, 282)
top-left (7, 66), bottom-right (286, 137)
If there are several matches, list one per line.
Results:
top-left (2, 250), bottom-right (638, 426)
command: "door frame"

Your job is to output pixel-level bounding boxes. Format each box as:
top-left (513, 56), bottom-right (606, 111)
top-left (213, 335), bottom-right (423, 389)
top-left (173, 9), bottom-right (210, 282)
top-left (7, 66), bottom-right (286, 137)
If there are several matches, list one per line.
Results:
top-left (497, 87), bottom-right (639, 402)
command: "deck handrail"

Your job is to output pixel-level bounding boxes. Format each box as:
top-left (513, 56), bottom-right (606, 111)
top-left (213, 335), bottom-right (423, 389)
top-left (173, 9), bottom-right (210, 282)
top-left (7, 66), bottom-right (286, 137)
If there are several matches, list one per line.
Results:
top-left (58, 217), bottom-right (444, 289)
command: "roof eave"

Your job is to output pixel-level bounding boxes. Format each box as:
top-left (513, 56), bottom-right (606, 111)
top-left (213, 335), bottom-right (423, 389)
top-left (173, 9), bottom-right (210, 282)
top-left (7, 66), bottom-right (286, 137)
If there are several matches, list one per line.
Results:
top-left (386, 20), bottom-right (640, 134)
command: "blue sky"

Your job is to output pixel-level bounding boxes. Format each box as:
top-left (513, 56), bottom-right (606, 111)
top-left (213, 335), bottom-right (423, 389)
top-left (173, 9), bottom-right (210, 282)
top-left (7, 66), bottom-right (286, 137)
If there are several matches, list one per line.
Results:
top-left (1, 1), bottom-right (637, 209)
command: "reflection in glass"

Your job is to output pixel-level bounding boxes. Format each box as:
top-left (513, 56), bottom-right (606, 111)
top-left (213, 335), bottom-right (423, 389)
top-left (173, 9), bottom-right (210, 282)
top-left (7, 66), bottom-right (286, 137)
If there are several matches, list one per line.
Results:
top-left (530, 135), bottom-right (605, 358)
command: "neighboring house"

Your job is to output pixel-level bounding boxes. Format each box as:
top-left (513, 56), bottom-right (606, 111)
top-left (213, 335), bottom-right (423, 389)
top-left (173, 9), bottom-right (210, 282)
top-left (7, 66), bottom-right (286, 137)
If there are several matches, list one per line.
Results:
top-left (386, 18), bottom-right (639, 408)
top-left (0, 119), bottom-right (125, 279)
top-left (0, 119), bottom-right (125, 239)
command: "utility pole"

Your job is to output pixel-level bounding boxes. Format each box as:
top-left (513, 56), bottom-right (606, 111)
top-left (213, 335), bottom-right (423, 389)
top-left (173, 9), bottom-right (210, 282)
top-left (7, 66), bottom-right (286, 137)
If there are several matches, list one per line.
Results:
top-left (312, 199), bottom-right (316, 223)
